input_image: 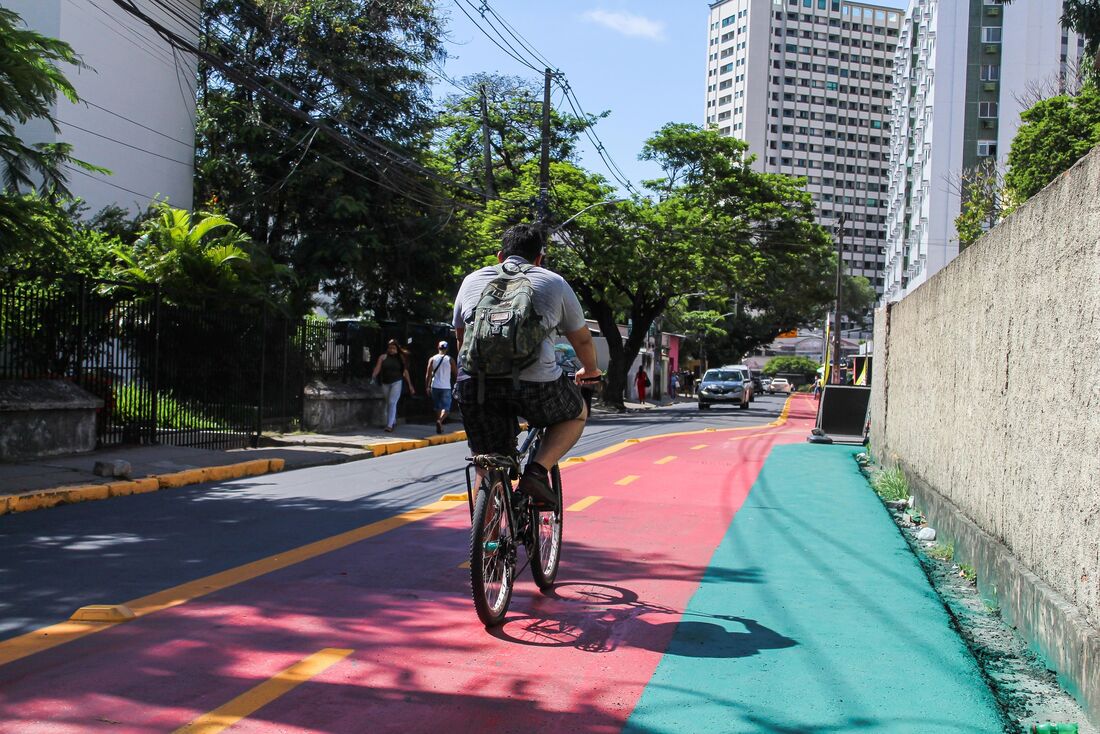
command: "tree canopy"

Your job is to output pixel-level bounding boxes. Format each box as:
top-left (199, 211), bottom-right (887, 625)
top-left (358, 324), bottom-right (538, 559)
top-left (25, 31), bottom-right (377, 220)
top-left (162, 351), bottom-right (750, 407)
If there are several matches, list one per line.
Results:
top-left (196, 0), bottom-right (462, 319)
top-left (1004, 81), bottom-right (1100, 201)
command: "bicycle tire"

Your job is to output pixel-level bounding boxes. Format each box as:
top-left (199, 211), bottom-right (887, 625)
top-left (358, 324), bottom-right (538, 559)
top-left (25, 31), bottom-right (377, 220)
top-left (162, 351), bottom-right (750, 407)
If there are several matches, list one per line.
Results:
top-left (469, 471), bottom-right (515, 627)
top-left (528, 464), bottom-right (563, 591)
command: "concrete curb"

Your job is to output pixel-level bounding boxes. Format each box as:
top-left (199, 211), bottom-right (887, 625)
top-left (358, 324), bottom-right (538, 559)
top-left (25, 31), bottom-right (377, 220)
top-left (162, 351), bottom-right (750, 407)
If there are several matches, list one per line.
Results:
top-left (365, 430), bottom-right (467, 457)
top-left (0, 458), bottom-right (286, 517)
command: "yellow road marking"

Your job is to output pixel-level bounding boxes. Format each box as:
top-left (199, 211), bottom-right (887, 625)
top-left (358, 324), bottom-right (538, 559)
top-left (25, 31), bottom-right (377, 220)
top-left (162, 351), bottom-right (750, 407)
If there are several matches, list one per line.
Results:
top-left (440, 492), bottom-right (469, 502)
top-left (566, 496), bottom-right (602, 512)
top-left (690, 444), bottom-right (708, 450)
top-left (173, 648), bottom-right (352, 734)
top-left (0, 499), bottom-right (464, 669)
top-left (458, 560), bottom-right (471, 570)
top-left (615, 475), bottom-right (640, 486)
top-left (655, 456), bottom-right (677, 465)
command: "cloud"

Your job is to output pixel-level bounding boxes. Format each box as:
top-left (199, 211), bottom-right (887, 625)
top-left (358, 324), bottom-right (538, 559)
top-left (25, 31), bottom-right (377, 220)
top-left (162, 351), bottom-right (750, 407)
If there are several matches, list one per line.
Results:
top-left (581, 9), bottom-right (666, 41)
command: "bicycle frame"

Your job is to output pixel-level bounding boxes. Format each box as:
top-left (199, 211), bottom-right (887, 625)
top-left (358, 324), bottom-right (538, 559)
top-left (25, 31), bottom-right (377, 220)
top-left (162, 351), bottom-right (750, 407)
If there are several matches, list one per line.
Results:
top-left (463, 426), bottom-right (543, 520)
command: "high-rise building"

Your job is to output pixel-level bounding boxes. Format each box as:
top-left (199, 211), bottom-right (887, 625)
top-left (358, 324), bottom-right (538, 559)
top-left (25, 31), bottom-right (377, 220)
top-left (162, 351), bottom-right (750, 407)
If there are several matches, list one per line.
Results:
top-left (882, 0), bottom-right (1086, 302)
top-left (705, 0), bottom-right (905, 337)
top-left (5, 0), bottom-right (198, 214)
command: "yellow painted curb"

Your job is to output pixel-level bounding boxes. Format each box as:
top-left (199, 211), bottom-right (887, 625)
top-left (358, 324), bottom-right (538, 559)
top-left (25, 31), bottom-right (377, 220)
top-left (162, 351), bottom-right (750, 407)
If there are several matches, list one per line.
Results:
top-left (440, 492), bottom-right (469, 502)
top-left (107, 477), bottom-right (160, 498)
top-left (0, 458), bottom-right (287, 516)
top-left (70, 604), bottom-right (135, 623)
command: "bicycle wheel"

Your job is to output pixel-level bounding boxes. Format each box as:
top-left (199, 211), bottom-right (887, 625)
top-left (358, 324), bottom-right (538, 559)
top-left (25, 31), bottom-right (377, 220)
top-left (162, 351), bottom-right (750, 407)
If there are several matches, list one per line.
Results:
top-left (528, 464), bottom-right (563, 591)
top-left (470, 471), bottom-right (515, 627)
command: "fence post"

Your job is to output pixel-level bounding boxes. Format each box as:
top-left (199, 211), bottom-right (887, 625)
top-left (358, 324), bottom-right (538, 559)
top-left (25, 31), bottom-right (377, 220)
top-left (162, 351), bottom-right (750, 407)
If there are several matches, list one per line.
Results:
top-left (254, 306), bottom-right (267, 448)
top-left (75, 277), bottom-right (86, 382)
top-left (151, 284), bottom-right (160, 445)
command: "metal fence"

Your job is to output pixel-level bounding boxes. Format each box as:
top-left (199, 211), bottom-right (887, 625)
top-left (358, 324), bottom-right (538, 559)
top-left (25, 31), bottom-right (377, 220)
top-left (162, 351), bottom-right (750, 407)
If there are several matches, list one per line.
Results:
top-left (0, 276), bottom-right (452, 450)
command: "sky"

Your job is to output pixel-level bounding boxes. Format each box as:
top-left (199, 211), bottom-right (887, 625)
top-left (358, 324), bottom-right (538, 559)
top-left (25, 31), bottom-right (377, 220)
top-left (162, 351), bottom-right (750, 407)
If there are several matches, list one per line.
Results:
top-left (434, 0), bottom-right (909, 195)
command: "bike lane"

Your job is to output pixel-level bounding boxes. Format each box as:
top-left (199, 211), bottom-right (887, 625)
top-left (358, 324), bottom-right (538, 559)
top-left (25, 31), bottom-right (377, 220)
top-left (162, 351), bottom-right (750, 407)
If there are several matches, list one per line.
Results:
top-left (0, 396), bottom-right (954, 733)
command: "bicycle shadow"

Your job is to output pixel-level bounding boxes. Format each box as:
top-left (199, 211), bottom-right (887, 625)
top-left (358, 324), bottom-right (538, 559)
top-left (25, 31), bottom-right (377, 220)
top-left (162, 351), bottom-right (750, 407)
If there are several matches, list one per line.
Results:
top-left (489, 582), bottom-right (797, 659)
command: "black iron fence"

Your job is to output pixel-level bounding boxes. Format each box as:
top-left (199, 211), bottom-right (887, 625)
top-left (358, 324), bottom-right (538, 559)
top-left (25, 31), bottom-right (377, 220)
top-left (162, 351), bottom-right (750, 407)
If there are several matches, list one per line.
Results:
top-left (0, 276), bottom-right (451, 450)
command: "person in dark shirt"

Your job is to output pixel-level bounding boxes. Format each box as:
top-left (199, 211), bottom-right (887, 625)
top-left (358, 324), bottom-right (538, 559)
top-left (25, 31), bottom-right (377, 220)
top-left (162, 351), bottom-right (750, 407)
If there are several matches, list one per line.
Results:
top-left (372, 339), bottom-right (415, 432)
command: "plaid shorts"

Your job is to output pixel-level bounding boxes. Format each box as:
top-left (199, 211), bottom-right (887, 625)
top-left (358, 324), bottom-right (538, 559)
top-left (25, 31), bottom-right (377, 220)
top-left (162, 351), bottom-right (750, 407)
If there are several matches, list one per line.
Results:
top-left (456, 374), bottom-right (585, 455)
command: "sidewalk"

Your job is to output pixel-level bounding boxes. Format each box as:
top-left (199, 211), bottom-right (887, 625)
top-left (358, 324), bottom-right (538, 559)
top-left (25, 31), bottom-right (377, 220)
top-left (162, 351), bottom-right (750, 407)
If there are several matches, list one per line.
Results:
top-left (0, 401), bottom-right (670, 515)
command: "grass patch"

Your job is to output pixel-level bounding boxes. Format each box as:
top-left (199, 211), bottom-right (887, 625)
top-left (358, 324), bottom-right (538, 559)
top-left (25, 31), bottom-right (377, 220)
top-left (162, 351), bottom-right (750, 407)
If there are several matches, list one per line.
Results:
top-left (114, 384), bottom-right (229, 429)
top-left (870, 466), bottom-right (910, 502)
top-left (959, 564), bottom-right (977, 582)
top-left (928, 542), bottom-right (954, 562)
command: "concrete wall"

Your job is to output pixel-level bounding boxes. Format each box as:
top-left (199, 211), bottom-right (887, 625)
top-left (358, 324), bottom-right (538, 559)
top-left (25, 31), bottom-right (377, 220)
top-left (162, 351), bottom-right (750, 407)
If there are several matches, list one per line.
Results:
top-left (7, 0), bottom-right (198, 214)
top-left (871, 146), bottom-right (1100, 717)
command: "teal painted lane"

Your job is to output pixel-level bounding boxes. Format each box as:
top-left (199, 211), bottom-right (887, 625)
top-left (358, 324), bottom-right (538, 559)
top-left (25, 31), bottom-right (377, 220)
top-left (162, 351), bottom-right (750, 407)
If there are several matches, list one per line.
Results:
top-left (624, 444), bottom-right (1005, 734)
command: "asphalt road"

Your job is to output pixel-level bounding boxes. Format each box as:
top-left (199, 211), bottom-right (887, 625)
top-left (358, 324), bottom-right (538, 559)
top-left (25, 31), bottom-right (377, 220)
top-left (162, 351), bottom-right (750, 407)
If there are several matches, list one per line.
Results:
top-left (0, 395), bottom-right (789, 640)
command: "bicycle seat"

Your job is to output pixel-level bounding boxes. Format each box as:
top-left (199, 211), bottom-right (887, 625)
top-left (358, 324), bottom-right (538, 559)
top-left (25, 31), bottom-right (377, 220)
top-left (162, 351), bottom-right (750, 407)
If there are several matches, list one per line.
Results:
top-left (469, 453), bottom-right (518, 470)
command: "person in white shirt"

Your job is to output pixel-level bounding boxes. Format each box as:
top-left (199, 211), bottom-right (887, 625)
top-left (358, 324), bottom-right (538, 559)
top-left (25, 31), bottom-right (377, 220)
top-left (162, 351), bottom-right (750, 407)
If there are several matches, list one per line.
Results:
top-left (425, 340), bottom-right (457, 434)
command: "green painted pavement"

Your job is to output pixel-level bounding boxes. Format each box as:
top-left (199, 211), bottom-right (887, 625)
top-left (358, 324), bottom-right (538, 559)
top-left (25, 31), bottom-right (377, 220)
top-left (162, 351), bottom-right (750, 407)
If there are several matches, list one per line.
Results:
top-left (624, 444), bottom-right (1005, 734)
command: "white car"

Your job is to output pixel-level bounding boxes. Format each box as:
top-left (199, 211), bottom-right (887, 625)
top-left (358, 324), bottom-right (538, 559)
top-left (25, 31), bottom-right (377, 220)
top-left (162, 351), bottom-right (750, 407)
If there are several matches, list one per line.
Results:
top-left (767, 378), bottom-right (792, 394)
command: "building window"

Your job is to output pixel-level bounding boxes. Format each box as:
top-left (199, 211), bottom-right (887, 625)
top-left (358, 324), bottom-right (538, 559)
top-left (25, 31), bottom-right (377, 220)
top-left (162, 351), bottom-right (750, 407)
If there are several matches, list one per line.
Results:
top-left (981, 27), bottom-right (1002, 43)
top-left (980, 64), bottom-right (1000, 81)
top-left (978, 101), bottom-right (999, 117)
top-left (977, 141), bottom-right (997, 157)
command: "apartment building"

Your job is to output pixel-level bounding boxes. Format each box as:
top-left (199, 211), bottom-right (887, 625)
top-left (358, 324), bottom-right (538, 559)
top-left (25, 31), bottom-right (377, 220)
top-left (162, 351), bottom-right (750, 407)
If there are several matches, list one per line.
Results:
top-left (6, 0), bottom-right (198, 214)
top-left (882, 0), bottom-right (1086, 302)
top-left (705, 0), bottom-right (904, 336)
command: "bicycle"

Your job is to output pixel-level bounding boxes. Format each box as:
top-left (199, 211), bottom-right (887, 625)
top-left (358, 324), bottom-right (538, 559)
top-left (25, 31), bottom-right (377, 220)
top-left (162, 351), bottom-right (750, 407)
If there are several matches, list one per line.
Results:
top-left (465, 425), bottom-right (563, 627)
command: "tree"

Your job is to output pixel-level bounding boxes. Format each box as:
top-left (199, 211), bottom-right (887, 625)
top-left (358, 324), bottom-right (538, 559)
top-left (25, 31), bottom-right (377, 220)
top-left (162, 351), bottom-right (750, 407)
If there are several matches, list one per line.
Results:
top-left (763, 356), bottom-right (820, 379)
top-left (0, 8), bottom-right (103, 250)
top-left (954, 158), bottom-right (1006, 249)
top-left (196, 0), bottom-right (461, 319)
top-left (1004, 81), bottom-right (1100, 202)
top-left (470, 124), bottom-right (834, 409)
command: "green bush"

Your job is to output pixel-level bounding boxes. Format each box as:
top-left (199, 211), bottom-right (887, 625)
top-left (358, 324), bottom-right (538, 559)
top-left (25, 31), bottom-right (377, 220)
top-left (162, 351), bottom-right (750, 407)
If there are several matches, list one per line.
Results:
top-left (763, 355), bottom-right (820, 378)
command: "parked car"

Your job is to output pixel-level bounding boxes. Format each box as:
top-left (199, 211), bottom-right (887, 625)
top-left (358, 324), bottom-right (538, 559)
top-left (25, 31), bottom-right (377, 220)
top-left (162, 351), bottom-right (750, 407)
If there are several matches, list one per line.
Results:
top-left (697, 368), bottom-right (750, 410)
top-left (767, 377), bottom-right (792, 394)
top-left (761, 377), bottom-right (773, 392)
top-left (723, 364), bottom-right (755, 403)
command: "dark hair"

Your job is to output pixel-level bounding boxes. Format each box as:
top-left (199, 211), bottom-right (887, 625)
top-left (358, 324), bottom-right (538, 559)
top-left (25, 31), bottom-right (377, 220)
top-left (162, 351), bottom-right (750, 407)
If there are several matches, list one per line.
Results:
top-left (500, 223), bottom-right (546, 262)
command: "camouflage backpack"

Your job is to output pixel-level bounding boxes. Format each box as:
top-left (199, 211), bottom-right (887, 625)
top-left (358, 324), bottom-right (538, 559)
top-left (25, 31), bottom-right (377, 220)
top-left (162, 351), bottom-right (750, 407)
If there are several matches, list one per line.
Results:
top-left (459, 261), bottom-right (548, 395)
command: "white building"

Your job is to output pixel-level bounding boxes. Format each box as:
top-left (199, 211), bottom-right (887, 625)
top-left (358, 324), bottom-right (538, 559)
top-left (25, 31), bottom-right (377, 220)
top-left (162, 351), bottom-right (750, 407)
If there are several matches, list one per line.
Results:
top-left (6, 0), bottom-right (199, 215)
top-left (882, 0), bottom-right (1086, 302)
top-left (705, 0), bottom-right (904, 337)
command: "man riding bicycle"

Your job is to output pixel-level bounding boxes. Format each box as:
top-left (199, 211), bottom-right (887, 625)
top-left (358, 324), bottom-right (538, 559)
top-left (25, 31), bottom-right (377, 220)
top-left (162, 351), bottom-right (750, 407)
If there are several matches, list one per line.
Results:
top-left (453, 223), bottom-right (601, 511)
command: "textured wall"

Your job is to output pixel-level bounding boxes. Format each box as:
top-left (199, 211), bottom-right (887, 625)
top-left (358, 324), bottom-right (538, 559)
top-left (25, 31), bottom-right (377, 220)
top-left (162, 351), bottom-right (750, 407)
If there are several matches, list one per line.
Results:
top-left (871, 146), bottom-right (1100, 630)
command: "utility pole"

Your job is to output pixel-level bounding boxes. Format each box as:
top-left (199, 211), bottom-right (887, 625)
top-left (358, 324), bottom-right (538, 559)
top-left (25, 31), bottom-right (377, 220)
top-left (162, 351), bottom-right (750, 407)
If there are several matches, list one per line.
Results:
top-left (479, 84), bottom-right (496, 201)
top-left (537, 67), bottom-right (552, 223)
top-left (832, 215), bottom-right (846, 385)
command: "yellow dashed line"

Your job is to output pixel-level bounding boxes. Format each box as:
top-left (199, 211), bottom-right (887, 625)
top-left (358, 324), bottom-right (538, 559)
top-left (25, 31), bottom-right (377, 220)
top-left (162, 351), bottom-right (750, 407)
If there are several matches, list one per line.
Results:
top-left (615, 475), bottom-right (640, 486)
top-left (458, 560), bottom-right (471, 570)
top-left (173, 648), bottom-right (353, 734)
top-left (654, 456), bottom-right (677, 465)
top-left (690, 444), bottom-right (708, 450)
top-left (566, 496), bottom-right (602, 512)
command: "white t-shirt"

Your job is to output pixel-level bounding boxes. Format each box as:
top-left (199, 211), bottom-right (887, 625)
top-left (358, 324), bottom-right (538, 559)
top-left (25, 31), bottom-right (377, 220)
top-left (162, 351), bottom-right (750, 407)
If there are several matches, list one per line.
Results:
top-left (429, 354), bottom-right (452, 389)
top-left (452, 256), bottom-right (587, 383)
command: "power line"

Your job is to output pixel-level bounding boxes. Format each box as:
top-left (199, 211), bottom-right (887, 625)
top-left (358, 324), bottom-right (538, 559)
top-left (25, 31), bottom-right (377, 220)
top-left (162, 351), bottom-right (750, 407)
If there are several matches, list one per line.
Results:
top-left (55, 117), bottom-right (193, 167)
top-left (79, 99), bottom-right (194, 148)
top-left (63, 164), bottom-right (159, 201)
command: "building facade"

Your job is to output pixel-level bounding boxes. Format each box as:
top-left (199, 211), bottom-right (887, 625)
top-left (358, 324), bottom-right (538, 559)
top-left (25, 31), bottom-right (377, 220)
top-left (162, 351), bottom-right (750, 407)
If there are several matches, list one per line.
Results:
top-left (882, 0), bottom-right (1086, 302)
top-left (6, 0), bottom-right (199, 215)
top-left (705, 0), bottom-right (904, 337)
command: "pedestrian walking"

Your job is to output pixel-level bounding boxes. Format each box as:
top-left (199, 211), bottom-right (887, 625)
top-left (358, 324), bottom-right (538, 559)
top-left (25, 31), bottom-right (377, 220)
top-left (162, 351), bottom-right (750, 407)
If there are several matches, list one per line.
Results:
top-left (425, 340), bottom-right (456, 434)
top-left (372, 339), bottom-right (415, 432)
top-left (635, 365), bottom-right (650, 405)
top-left (670, 372), bottom-right (680, 399)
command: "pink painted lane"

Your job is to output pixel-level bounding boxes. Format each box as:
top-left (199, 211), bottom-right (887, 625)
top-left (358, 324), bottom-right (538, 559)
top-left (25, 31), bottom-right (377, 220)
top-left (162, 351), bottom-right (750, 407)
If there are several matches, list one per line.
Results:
top-left (0, 399), bottom-right (816, 734)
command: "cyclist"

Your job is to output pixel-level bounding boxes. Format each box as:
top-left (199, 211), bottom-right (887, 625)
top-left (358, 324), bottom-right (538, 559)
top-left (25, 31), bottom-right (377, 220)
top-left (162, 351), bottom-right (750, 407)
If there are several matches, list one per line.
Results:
top-left (453, 223), bottom-right (601, 510)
